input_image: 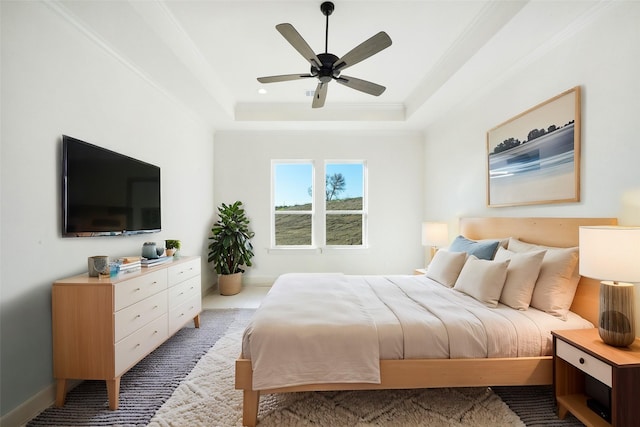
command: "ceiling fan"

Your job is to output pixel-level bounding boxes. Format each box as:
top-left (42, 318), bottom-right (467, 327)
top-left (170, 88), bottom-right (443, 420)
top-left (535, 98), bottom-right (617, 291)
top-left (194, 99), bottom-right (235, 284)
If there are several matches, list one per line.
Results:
top-left (257, 1), bottom-right (392, 108)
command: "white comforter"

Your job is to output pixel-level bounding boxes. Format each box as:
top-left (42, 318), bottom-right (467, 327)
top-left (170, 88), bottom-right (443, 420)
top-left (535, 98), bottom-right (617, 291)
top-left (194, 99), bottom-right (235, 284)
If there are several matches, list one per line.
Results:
top-left (242, 273), bottom-right (593, 390)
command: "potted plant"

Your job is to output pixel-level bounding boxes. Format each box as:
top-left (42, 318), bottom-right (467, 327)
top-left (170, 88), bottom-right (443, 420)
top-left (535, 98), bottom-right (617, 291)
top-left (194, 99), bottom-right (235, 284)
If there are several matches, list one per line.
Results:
top-left (165, 239), bottom-right (181, 257)
top-left (207, 201), bottom-right (255, 295)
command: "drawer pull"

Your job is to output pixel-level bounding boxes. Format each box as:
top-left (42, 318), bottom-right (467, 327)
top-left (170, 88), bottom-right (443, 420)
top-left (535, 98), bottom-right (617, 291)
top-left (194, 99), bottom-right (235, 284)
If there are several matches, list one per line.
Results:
top-left (153, 305), bottom-right (158, 309)
top-left (135, 314), bottom-right (141, 318)
top-left (135, 287), bottom-right (141, 291)
top-left (135, 343), bottom-right (141, 348)
top-left (579, 358), bottom-right (585, 364)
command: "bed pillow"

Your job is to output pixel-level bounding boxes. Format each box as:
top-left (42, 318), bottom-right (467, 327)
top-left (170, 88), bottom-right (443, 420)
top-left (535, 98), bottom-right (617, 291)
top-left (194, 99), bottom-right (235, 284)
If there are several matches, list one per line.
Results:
top-left (507, 238), bottom-right (580, 319)
top-left (493, 247), bottom-right (546, 310)
top-left (453, 256), bottom-right (510, 307)
top-left (425, 250), bottom-right (468, 287)
top-left (448, 235), bottom-right (501, 260)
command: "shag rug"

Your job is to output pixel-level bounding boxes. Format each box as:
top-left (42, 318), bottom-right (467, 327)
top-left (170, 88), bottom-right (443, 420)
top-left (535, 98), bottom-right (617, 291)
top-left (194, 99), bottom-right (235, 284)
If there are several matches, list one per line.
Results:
top-left (29, 308), bottom-right (583, 426)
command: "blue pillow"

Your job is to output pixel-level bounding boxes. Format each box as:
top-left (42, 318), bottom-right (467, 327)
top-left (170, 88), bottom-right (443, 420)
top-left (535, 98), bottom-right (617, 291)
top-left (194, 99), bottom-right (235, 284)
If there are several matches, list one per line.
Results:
top-left (448, 235), bottom-right (500, 260)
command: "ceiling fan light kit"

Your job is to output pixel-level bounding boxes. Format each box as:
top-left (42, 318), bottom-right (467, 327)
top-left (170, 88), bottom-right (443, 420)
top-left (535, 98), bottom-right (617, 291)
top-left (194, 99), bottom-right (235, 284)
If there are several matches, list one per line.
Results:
top-left (257, 1), bottom-right (392, 108)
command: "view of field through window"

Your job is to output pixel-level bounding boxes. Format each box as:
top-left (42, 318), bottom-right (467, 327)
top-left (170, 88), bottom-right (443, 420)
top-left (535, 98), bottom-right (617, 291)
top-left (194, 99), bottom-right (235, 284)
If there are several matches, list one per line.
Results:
top-left (274, 162), bottom-right (365, 246)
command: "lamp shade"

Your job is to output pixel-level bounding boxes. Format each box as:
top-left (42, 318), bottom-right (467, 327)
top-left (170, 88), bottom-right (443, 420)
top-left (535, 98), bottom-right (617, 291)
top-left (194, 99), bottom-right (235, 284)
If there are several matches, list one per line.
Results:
top-left (579, 226), bottom-right (640, 347)
top-left (421, 222), bottom-right (449, 247)
top-left (579, 226), bottom-right (640, 282)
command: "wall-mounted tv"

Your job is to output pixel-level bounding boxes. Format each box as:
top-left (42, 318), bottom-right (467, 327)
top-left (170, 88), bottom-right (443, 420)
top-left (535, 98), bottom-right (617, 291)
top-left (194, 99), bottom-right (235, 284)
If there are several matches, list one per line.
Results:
top-left (62, 135), bottom-right (161, 237)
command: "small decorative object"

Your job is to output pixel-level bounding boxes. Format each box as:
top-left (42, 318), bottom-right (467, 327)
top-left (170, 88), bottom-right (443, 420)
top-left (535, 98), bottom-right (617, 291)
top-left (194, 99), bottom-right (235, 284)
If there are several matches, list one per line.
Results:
top-left (579, 226), bottom-right (640, 347)
top-left (142, 242), bottom-right (159, 259)
top-left (88, 255), bottom-right (110, 277)
top-left (487, 86), bottom-right (581, 207)
top-left (208, 201), bottom-right (254, 296)
top-left (421, 222), bottom-right (449, 267)
top-left (165, 239), bottom-right (181, 257)
top-left (108, 261), bottom-right (121, 278)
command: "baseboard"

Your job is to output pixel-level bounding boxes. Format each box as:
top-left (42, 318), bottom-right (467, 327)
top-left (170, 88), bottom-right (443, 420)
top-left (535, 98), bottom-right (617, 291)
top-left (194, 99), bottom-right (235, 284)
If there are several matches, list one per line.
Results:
top-left (242, 275), bottom-right (275, 287)
top-left (1, 380), bottom-right (81, 427)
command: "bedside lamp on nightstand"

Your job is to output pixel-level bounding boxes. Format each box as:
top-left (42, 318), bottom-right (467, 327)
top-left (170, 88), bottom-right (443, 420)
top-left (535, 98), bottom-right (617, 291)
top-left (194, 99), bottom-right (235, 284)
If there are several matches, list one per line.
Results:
top-left (421, 222), bottom-right (449, 268)
top-left (579, 226), bottom-right (640, 347)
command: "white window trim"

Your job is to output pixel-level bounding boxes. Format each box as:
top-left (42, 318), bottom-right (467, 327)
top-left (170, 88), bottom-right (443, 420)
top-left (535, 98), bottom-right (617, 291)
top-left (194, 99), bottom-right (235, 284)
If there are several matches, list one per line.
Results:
top-left (270, 159), bottom-right (368, 250)
top-left (271, 160), bottom-right (316, 248)
top-left (323, 160), bottom-right (368, 249)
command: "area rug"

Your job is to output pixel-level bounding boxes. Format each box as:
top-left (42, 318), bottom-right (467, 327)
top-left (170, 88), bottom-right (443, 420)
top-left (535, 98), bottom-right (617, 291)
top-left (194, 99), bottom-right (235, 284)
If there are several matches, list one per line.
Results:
top-left (150, 316), bottom-right (584, 427)
top-left (148, 321), bottom-right (524, 426)
top-left (29, 308), bottom-right (583, 426)
top-left (27, 309), bottom-right (254, 427)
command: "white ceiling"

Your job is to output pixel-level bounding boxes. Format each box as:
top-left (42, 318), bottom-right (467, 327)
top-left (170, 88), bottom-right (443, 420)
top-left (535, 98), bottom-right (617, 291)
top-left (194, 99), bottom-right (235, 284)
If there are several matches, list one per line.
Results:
top-left (52, 0), bottom-right (606, 131)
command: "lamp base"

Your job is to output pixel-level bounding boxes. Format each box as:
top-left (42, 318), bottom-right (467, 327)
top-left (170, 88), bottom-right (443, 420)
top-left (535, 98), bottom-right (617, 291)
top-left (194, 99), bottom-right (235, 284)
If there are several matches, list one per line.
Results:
top-left (598, 281), bottom-right (636, 347)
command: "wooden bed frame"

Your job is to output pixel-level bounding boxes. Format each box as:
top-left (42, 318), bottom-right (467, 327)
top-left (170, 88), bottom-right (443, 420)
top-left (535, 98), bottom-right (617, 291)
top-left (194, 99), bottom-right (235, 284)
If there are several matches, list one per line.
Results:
top-left (235, 217), bottom-right (617, 426)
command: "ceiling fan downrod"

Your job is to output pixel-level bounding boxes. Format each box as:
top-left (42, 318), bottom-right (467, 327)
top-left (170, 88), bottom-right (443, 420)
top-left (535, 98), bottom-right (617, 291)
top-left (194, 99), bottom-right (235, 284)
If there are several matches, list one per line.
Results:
top-left (321, 1), bottom-right (334, 54)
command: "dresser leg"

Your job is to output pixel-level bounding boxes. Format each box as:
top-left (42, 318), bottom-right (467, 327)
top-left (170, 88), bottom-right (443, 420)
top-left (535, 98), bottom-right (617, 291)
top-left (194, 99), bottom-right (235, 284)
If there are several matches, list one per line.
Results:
top-left (193, 314), bottom-right (201, 328)
top-left (106, 377), bottom-right (121, 410)
top-left (55, 379), bottom-right (67, 407)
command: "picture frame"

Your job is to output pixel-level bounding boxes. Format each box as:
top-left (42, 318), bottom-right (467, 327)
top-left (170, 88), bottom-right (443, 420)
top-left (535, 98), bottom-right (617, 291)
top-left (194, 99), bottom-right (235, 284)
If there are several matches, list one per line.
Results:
top-left (486, 86), bottom-right (581, 207)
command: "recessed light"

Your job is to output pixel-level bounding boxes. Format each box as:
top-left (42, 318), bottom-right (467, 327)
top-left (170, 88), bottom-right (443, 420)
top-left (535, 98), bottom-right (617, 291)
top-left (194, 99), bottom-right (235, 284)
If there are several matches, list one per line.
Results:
top-left (258, 88), bottom-right (267, 95)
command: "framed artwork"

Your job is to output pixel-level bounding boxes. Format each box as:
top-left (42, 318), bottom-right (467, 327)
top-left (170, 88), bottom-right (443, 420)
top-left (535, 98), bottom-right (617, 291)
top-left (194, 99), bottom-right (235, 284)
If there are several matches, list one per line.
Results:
top-left (487, 86), bottom-right (581, 207)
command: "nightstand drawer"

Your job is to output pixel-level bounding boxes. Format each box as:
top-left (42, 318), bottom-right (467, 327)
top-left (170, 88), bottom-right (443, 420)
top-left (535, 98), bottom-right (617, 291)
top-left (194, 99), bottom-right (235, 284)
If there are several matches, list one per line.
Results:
top-left (556, 339), bottom-right (612, 387)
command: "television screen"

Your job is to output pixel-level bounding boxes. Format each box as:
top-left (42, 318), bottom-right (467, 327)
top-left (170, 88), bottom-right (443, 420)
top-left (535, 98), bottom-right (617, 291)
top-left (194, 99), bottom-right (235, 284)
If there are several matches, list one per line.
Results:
top-left (62, 135), bottom-right (161, 237)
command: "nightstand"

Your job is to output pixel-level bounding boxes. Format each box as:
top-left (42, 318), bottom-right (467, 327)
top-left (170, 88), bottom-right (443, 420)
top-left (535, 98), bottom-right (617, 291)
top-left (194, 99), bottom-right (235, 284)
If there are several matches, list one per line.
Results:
top-left (552, 329), bottom-right (640, 427)
top-left (414, 268), bottom-right (427, 275)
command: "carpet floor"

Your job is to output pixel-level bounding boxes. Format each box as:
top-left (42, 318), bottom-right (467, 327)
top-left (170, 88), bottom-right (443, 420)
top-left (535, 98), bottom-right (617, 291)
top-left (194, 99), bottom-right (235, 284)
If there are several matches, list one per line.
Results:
top-left (28, 308), bottom-right (585, 426)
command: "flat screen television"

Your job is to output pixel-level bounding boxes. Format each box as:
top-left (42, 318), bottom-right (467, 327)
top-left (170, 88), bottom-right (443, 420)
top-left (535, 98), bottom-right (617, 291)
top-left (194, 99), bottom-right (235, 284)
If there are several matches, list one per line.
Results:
top-left (62, 135), bottom-right (161, 237)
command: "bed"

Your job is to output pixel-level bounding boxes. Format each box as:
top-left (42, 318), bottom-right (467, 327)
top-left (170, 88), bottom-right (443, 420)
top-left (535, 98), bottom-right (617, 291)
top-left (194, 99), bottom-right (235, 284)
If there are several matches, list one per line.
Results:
top-left (235, 217), bottom-right (617, 427)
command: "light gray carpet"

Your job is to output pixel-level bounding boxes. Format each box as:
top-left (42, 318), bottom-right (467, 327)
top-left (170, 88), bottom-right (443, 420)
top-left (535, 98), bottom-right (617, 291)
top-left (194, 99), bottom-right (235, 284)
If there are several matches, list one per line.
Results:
top-left (29, 308), bottom-right (584, 426)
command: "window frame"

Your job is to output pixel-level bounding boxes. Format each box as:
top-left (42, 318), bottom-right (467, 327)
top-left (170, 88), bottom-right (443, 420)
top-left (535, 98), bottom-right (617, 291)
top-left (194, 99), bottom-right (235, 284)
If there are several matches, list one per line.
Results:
top-left (270, 159), bottom-right (368, 250)
top-left (271, 160), bottom-right (316, 248)
top-left (323, 160), bottom-right (368, 249)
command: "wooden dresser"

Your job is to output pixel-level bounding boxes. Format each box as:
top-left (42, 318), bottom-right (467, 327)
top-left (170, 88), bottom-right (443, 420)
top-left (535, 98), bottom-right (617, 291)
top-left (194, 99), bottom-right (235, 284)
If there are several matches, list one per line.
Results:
top-left (52, 256), bottom-right (202, 410)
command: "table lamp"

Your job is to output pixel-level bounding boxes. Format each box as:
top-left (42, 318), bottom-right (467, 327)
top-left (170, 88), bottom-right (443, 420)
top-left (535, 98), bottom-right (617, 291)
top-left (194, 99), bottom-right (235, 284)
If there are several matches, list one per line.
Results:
top-left (579, 226), bottom-right (640, 347)
top-left (421, 222), bottom-right (449, 267)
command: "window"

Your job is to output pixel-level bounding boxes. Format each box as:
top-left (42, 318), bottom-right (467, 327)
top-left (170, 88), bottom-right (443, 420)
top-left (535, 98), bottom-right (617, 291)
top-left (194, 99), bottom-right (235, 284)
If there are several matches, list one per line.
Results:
top-left (324, 162), bottom-right (366, 247)
top-left (272, 160), bottom-right (367, 249)
top-left (272, 162), bottom-right (314, 246)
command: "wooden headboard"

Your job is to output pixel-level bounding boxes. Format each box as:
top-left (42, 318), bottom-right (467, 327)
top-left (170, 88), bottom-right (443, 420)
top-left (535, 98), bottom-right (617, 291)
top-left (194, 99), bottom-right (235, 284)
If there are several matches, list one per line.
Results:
top-left (459, 217), bottom-right (618, 326)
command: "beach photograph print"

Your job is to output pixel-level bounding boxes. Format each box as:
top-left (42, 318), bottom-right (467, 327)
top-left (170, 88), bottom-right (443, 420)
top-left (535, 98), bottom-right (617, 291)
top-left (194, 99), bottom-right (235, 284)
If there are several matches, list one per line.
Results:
top-left (487, 87), bottom-right (581, 207)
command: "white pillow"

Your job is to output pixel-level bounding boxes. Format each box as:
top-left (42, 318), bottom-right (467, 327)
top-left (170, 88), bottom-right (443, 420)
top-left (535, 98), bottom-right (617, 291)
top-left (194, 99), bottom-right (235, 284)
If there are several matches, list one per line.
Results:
top-left (453, 256), bottom-right (510, 307)
top-left (426, 250), bottom-right (467, 287)
top-left (493, 247), bottom-right (546, 310)
top-left (507, 238), bottom-right (579, 319)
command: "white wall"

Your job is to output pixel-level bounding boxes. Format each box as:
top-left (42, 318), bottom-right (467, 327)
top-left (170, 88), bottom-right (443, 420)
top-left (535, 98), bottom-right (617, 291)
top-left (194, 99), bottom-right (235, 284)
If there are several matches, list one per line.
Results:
top-left (0, 1), bottom-right (215, 420)
top-left (214, 130), bottom-right (425, 283)
top-left (422, 3), bottom-right (640, 333)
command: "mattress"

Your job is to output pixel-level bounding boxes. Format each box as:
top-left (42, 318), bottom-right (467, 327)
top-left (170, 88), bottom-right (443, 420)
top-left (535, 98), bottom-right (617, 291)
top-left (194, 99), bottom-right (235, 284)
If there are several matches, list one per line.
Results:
top-left (241, 273), bottom-right (593, 389)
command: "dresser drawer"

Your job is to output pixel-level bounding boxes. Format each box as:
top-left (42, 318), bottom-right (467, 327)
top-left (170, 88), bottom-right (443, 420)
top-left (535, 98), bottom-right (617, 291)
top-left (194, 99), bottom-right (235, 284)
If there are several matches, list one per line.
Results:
top-left (556, 339), bottom-right (612, 387)
top-left (168, 259), bottom-right (201, 287)
top-left (115, 314), bottom-right (168, 375)
top-left (168, 294), bottom-right (201, 335)
top-left (168, 276), bottom-right (200, 310)
top-left (115, 270), bottom-right (167, 310)
top-left (114, 291), bottom-right (168, 342)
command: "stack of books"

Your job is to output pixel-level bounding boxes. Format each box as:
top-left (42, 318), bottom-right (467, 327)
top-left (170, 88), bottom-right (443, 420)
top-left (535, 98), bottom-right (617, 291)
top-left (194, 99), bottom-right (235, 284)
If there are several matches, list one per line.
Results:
top-left (141, 256), bottom-right (173, 267)
top-left (118, 256), bottom-right (142, 274)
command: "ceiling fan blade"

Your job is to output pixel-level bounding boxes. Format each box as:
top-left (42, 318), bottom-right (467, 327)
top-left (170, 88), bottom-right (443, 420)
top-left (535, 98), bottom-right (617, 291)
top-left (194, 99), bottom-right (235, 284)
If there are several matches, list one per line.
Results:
top-left (333, 31), bottom-right (392, 72)
top-left (276, 23), bottom-right (322, 69)
top-left (335, 75), bottom-right (386, 96)
top-left (312, 82), bottom-right (328, 109)
top-left (257, 74), bottom-right (315, 83)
